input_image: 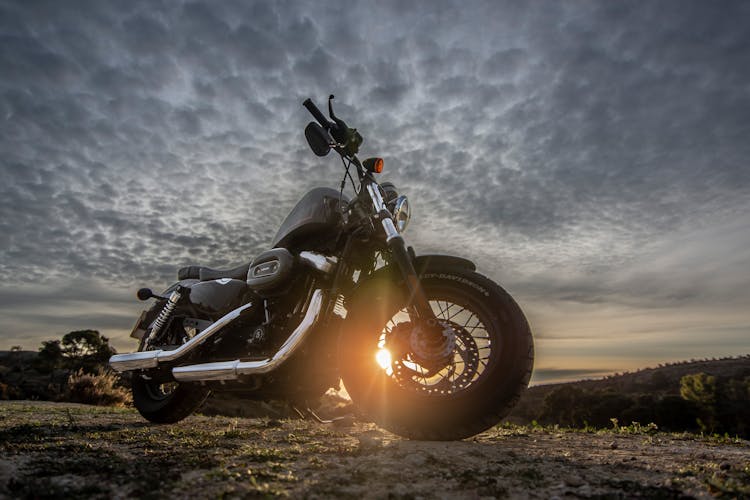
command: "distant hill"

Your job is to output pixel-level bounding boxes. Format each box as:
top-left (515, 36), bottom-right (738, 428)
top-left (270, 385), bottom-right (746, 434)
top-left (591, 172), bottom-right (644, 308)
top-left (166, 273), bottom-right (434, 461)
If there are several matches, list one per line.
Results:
top-left (507, 355), bottom-right (750, 430)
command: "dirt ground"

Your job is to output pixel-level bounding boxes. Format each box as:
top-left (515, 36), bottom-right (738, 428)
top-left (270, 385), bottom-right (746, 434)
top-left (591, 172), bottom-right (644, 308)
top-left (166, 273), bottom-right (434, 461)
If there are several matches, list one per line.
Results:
top-left (1, 401), bottom-right (748, 499)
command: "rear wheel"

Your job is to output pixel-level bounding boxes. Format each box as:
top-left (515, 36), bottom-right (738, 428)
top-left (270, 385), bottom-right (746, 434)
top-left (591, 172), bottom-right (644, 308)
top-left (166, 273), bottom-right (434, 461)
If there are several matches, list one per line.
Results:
top-left (132, 374), bottom-right (209, 424)
top-left (131, 308), bottom-right (210, 424)
top-left (339, 267), bottom-right (533, 440)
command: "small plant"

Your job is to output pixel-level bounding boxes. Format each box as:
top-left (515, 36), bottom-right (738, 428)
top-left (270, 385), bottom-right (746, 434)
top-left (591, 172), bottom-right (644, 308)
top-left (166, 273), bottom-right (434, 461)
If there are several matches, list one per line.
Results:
top-left (65, 369), bottom-right (131, 407)
top-left (618, 421), bottom-right (659, 435)
top-left (608, 418), bottom-right (660, 434)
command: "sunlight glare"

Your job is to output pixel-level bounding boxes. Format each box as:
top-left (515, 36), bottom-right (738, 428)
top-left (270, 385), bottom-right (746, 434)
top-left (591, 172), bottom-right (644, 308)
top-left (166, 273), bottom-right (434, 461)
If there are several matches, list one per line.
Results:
top-left (375, 348), bottom-right (392, 370)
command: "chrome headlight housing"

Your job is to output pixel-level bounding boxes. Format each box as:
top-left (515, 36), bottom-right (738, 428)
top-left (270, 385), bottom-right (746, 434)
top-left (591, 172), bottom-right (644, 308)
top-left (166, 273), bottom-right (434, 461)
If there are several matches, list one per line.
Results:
top-left (392, 195), bottom-right (410, 233)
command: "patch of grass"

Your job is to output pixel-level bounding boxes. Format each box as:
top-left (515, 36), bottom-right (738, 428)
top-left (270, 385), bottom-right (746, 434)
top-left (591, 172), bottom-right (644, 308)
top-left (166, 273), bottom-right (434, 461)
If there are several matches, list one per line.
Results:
top-left (201, 463), bottom-right (295, 498)
top-left (241, 446), bottom-right (292, 463)
top-left (8, 476), bottom-right (110, 500)
top-left (516, 466), bottom-right (545, 487)
top-left (604, 478), bottom-right (684, 498)
top-left (705, 465), bottom-right (750, 497)
top-left (610, 419), bottom-right (660, 435)
top-left (26, 451), bottom-right (127, 478)
top-left (0, 422), bottom-right (50, 443)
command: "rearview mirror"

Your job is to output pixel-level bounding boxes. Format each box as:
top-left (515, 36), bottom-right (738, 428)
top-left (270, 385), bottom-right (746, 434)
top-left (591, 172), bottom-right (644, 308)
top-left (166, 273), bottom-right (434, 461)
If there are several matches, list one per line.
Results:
top-left (304, 122), bottom-right (331, 157)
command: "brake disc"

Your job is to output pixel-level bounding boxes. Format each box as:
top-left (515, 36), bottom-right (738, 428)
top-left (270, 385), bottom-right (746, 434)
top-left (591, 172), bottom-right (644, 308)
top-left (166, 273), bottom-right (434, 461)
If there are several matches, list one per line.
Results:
top-left (386, 321), bottom-right (481, 394)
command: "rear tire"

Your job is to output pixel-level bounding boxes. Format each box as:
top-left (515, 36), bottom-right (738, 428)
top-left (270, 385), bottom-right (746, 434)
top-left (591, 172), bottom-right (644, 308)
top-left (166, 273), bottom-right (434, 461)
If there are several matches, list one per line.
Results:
top-left (131, 305), bottom-right (210, 424)
top-left (339, 266), bottom-right (533, 440)
top-left (132, 375), bottom-right (209, 424)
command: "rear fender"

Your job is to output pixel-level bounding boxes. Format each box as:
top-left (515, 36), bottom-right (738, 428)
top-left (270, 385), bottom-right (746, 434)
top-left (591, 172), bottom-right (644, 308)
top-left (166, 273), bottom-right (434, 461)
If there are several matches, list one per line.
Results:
top-left (164, 279), bottom-right (199, 294)
top-left (129, 278), bottom-right (249, 340)
top-left (129, 279), bottom-right (199, 339)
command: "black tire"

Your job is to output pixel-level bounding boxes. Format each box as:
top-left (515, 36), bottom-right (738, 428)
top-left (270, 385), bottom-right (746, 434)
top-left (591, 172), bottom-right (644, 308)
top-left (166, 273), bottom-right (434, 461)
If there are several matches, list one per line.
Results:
top-left (132, 374), bottom-right (209, 424)
top-left (339, 266), bottom-right (534, 440)
top-left (131, 305), bottom-right (210, 424)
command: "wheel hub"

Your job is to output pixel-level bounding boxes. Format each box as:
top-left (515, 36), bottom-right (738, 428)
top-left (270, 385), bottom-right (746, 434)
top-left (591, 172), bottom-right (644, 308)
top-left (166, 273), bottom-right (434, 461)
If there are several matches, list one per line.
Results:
top-left (411, 320), bottom-right (456, 367)
top-left (386, 319), bottom-right (456, 371)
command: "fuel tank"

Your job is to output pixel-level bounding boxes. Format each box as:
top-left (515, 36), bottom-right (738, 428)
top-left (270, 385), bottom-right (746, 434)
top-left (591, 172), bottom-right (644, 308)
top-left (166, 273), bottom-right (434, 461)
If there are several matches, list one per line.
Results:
top-left (272, 187), bottom-right (349, 249)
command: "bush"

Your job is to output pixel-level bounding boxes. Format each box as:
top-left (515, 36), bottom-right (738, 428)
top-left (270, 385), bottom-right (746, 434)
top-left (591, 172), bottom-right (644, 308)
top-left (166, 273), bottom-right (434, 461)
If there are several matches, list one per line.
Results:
top-left (0, 382), bottom-right (15, 400)
top-left (679, 372), bottom-right (750, 436)
top-left (65, 369), bottom-right (131, 407)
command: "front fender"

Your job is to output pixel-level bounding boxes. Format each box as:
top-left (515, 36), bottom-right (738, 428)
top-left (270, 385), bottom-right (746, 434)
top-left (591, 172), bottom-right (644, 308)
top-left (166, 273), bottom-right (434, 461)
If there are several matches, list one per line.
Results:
top-left (350, 253), bottom-right (476, 302)
top-left (411, 254), bottom-right (475, 274)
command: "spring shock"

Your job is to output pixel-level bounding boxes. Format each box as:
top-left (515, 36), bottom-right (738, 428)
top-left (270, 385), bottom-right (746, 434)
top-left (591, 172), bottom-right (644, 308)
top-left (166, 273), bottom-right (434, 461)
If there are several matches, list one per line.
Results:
top-left (144, 287), bottom-right (182, 348)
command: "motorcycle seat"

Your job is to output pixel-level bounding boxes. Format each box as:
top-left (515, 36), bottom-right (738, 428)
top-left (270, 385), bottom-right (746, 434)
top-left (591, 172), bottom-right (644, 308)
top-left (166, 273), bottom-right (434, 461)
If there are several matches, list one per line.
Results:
top-left (177, 263), bottom-right (250, 282)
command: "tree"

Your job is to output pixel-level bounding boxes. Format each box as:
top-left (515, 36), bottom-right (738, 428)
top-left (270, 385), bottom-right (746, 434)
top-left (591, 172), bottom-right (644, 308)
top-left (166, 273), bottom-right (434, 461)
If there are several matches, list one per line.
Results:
top-left (61, 330), bottom-right (116, 373)
top-left (680, 373), bottom-right (718, 433)
top-left (680, 373), bottom-right (717, 405)
top-left (540, 386), bottom-right (587, 426)
top-left (35, 340), bottom-right (65, 373)
top-left (715, 376), bottom-right (750, 438)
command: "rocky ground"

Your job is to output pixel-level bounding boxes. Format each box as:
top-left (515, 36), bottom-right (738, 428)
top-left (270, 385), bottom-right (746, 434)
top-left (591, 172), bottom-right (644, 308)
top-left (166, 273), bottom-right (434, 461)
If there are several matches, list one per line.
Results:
top-left (1, 401), bottom-right (748, 499)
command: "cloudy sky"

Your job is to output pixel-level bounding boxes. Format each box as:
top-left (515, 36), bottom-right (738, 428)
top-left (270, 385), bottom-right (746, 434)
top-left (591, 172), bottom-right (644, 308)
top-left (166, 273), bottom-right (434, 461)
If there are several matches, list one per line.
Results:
top-left (1, 0), bottom-right (748, 383)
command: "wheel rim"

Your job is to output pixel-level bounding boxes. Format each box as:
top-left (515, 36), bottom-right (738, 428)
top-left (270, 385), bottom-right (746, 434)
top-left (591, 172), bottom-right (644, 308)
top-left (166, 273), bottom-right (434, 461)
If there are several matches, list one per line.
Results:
top-left (376, 297), bottom-right (495, 396)
top-left (142, 379), bottom-right (178, 401)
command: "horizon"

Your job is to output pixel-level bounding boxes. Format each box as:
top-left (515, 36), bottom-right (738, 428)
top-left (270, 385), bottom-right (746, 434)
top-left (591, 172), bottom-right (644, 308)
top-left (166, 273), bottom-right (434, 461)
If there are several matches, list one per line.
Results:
top-left (1, 1), bottom-right (749, 383)
top-left (3, 344), bottom-right (747, 386)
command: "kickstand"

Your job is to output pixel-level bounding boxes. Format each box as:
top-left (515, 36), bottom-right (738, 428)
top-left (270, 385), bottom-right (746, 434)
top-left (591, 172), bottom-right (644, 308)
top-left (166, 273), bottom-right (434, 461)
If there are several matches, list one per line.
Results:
top-left (292, 406), bottom-right (332, 424)
top-left (292, 406), bottom-right (353, 426)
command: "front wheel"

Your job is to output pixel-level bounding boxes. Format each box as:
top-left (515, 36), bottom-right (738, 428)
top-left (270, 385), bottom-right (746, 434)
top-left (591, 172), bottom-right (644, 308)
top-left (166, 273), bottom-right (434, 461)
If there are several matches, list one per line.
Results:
top-left (339, 267), bottom-right (534, 440)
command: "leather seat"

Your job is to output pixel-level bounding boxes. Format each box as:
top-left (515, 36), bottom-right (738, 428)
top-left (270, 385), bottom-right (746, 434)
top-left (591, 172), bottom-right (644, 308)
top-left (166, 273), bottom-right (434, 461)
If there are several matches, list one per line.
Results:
top-left (177, 263), bottom-right (250, 282)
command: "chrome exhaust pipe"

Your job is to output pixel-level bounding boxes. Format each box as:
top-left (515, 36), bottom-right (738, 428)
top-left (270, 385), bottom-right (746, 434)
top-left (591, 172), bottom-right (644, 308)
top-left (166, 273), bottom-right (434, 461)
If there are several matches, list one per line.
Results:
top-left (172, 289), bottom-right (324, 382)
top-left (109, 301), bottom-right (256, 372)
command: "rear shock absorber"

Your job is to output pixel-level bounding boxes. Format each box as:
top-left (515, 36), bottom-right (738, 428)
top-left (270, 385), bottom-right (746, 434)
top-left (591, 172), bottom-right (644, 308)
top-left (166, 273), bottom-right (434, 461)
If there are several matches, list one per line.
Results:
top-left (144, 287), bottom-right (183, 348)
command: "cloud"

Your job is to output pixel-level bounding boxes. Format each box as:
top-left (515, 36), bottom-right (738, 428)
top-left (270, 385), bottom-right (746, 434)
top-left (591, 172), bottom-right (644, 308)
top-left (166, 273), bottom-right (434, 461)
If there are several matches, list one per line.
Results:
top-left (1, 1), bottom-right (749, 370)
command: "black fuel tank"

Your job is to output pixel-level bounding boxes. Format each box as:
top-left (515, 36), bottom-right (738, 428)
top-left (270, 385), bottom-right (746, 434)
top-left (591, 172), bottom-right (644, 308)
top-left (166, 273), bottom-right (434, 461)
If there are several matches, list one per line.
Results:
top-left (272, 187), bottom-right (349, 249)
top-left (186, 278), bottom-right (251, 316)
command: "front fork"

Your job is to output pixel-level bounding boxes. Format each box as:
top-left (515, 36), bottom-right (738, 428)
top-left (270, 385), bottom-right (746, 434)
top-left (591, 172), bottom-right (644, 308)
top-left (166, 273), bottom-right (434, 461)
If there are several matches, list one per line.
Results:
top-left (365, 182), bottom-right (436, 322)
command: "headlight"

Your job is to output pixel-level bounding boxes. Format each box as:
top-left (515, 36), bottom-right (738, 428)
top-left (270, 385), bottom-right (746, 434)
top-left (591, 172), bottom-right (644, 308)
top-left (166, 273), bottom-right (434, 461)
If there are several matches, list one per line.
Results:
top-left (392, 195), bottom-right (410, 233)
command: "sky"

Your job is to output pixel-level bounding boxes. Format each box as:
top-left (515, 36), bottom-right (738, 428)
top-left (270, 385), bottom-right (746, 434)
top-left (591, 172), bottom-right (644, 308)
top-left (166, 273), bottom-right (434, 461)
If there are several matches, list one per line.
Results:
top-left (1, 0), bottom-right (749, 384)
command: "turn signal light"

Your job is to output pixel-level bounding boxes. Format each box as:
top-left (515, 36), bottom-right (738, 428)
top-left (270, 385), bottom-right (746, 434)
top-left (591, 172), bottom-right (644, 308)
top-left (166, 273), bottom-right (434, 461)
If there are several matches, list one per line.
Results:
top-left (363, 157), bottom-right (384, 173)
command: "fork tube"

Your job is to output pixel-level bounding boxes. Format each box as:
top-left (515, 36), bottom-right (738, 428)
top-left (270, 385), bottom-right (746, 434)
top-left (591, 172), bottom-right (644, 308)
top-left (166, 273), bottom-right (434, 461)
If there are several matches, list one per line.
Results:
top-left (364, 180), bottom-right (434, 320)
top-left (387, 237), bottom-right (434, 320)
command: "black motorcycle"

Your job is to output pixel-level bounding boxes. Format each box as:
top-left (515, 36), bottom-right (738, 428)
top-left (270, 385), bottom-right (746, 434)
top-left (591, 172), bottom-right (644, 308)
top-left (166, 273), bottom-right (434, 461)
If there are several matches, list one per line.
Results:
top-left (110, 96), bottom-right (534, 440)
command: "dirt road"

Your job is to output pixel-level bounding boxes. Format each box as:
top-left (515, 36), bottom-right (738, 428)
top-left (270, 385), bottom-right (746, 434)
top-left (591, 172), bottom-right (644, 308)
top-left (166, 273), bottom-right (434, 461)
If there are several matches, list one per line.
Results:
top-left (1, 401), bottom-right (748, 498)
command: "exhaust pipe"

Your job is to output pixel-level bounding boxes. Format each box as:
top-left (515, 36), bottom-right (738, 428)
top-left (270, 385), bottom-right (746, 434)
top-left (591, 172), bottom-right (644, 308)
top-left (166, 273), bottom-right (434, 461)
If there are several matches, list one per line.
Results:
top-left (109, 301), bottom-right (256, 372)
top-left (172, 289), bottom-right (324, 382)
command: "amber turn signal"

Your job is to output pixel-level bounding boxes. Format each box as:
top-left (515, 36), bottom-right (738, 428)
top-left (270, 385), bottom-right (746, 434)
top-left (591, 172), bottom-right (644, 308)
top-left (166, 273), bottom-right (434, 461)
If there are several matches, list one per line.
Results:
top-left (363, 157), bottom-right (384, 173)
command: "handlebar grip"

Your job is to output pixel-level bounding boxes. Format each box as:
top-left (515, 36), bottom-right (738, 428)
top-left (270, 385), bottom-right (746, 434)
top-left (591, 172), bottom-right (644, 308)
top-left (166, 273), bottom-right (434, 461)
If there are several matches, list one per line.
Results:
top-left (303, 99), bottom-right (331, 129)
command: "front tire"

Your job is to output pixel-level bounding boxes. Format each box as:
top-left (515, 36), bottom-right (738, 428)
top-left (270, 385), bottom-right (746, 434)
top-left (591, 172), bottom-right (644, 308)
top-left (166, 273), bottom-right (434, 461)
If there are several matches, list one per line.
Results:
top-left (339, 266), bottom-right (534, 440)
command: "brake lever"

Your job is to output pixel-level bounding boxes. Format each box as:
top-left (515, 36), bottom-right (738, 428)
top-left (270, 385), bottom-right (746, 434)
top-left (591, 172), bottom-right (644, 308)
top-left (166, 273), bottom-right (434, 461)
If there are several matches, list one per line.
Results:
top-left (327, 95), bottom-right (350, 145)
top-left (328, 94), bottom-right (337, 119)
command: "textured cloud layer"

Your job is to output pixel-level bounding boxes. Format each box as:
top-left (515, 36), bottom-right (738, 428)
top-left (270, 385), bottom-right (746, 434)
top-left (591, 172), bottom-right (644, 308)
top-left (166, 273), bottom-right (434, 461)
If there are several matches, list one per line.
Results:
top-left (1, 1), bottom-right (749, 374)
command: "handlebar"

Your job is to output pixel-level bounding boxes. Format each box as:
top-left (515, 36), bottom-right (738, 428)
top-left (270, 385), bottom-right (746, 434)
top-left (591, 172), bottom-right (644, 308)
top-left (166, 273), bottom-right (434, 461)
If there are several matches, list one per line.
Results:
top-left (302, 96), bottom-right (364, 176)
top-left (302, 98), bottom-right (331, 130)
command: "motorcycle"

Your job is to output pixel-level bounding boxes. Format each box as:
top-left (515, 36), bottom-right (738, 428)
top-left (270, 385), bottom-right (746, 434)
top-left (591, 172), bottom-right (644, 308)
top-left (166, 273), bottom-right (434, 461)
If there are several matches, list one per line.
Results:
top-left (110, 96), bottom-right (534, 440)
